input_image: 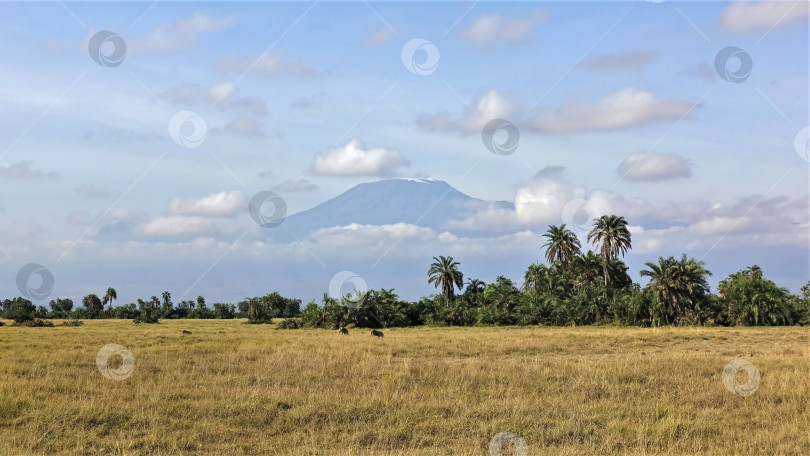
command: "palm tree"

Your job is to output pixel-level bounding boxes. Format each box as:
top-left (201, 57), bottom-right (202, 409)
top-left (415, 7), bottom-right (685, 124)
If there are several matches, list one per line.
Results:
top-left (587, 215), bottom-right (632, 286)
top-left (718, 265), bottom-right (791, 325)
top-left (541, 224), bottom-right (581, 266)
top-left (464, 278), bottom-right (486, 296)
top-left (196, 296), bottom-right (206, 309)
top-left (102, 287), bottom-right (117, 310)
top-left (640, 255), bottom-right (711, 325)
top-left (427, 255), bottom-right (464, 307)
top-left (82, 294), bottom-right (103, 316)
top-left (521, 263), bottom-right (546, 294)
top-left (801, 281), bottom-right (810, 300)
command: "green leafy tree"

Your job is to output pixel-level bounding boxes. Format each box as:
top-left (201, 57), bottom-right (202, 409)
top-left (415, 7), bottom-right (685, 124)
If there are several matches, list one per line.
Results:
top-left (82, 294), bottom-right (104, 317)
top-left (640, 255), bottom-right (712, 325)
top-left (102, 287), bottom-right (117, 310)
top-left (427, 255), bottom-right (464, 306)
top-left (521, 263), bottom-right (546, 294)
top-left (718, 266), bottom-right (794, 326)
top-left (3, 297), bottom-right (35, 323)
top-left (541, 224), bottom-right (581, 265)
top-left (134, 297), bottom-right (161, 324)
top-left (212, 303), bottom-right (235, 319)
top-left (49, 298), bottom-right (74, 318)
top-left (161, 291), bottom-right (173, 318)
top-left (587, 215), bottom-right (632, 286)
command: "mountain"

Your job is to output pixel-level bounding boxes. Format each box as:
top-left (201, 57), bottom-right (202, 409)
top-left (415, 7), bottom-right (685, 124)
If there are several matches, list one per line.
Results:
top-left (275, 178), bottom-right (514, 238)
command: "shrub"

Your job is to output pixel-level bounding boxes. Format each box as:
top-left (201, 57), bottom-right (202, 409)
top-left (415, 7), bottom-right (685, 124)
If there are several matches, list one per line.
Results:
top-left (277, 318), bottom-right (300, 329)
top-left (60, 319), bottom-right (84, 327)
top-left (12, 319), bottom-right (54, 327)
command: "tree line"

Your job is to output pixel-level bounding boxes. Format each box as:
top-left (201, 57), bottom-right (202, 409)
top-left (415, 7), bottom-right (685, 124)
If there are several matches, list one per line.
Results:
top-left (0, 290), bottom-right (301, 326)
top-left (301, 215), bottom-right (810, 329)
top-left (2, 215), bottom-right (808, 328)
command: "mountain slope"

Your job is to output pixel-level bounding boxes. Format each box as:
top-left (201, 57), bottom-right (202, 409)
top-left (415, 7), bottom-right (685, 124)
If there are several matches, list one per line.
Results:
top-left (277, 178), bottom-right (513, 237)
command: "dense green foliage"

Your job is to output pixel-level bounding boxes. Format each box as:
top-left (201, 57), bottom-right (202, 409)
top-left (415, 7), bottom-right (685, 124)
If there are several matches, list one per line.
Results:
top-left (1, 214), bottom-right (807, 328)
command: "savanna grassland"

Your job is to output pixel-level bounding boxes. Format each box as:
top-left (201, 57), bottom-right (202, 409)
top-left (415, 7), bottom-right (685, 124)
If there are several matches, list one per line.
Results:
top-left (0, 320), bottom-right (807, 455)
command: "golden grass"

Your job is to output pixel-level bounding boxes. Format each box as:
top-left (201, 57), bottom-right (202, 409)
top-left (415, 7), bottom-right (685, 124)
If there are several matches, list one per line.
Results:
top-left (0, 320), bottom-right (807, 455)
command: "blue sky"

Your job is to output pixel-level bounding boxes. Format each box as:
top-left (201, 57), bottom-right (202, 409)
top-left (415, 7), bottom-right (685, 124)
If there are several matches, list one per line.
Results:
top-left (0, 1), bottom-right (807, 305)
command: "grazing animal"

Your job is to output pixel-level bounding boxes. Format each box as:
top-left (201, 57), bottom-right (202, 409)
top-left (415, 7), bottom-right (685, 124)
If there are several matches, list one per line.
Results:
top-left (370, 329), bottom-right (384, 338)
top-left (338, 327), bottom-right (349, 335)
top-left (181, 330), bottom-right (192, 335)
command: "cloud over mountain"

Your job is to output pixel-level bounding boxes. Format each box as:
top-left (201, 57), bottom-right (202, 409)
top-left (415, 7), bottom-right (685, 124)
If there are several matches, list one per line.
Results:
top-left (310, 139), bottom-right (410, 177)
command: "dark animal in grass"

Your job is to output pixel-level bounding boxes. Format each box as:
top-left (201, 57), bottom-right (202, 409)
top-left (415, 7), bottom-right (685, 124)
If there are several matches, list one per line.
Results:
top-left (338, 327), bottom-right (349, 335)
top-left (370, 329), bottom-right (384, 338)
top-left (181, 330), bottom-right (192, 335)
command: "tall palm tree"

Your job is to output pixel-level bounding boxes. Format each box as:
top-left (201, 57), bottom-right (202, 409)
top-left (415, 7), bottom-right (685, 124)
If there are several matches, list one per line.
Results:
top-left (541, 224), bottom-right (581, 266)
top-left (427, 255), bottom-right (464, 307)
top-left (102, 287), bottom-right (117, 310)
top-left (587, 215), bottom-right (632, 286)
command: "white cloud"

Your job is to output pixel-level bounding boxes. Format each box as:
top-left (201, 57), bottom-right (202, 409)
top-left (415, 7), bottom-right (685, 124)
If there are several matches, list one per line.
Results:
top-left (272, 179), bottom-right (319, 192)
top-left (136, 13), bottom-right (235, 52)
top-left (418, 88), bottom-right (697, 135)
top-left (308, 223), bottom-right (435, 248)
top-left (514, 174), bottom-right (580, 226)
top-left (688, 216), bottom-right (752, 236)
top-left (527, 88), bottom-right (697, 133)
top-left (310, 139), bottom-right (410, 177)
top-left (417, 89), bottom-right (515, 134)
top-left (168, 191), bottom-right (247, 217)
top-left (720, 0), bottom-right (810, 32)
top-left (208, 82), bottom-right (236, 103)
top-left (616, 151), bottom-right (693, 182)
top-left (460, 12), bottom-right (547, 45)
top-left (212, 52), bottom-right (315, 78)
top-left (135, 216), bottom-right (214, 237)
top-left (0, 161), bottom-right (57, 179)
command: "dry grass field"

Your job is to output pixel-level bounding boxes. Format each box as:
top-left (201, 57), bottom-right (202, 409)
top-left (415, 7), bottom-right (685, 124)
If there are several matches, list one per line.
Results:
top-left (0, 320), bottom-right (807, 455)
